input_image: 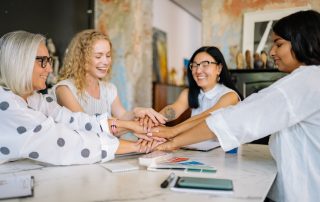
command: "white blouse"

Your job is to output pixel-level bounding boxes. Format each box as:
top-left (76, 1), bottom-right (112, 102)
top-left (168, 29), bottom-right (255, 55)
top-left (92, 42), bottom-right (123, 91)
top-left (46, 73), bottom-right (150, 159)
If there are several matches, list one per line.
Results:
top-left (186, 84), bottom-right (236, 149)
top-left (191, 83), bottom-right (235, 116)
top-left (51, 79), bottom-right (117, 116)
top-left (206, 65), bottom-right (320, 202)
top-left (0, 87), bottom-right (119, 165)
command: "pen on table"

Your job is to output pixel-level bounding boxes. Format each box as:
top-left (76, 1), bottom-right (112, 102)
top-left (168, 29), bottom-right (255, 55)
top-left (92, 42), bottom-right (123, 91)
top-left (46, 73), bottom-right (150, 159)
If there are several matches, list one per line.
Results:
top-left (160, 172), bottom-right (176, 188)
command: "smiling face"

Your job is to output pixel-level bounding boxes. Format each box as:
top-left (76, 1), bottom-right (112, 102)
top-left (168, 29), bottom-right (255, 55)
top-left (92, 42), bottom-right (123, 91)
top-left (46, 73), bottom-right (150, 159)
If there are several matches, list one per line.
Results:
top-left (86, 39), bottom-right (112, 80)
top-left (32, 42), bottom-right (52, 91)
top-left (191, 52), bottom-right (222, 92)
top-left (269, 32), bottom-right (303, 73)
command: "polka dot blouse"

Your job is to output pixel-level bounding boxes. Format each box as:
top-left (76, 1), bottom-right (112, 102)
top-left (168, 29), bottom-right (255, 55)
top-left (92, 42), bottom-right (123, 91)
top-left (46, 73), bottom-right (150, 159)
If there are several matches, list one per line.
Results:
top-left (0, 87), bottom-right (119, 165)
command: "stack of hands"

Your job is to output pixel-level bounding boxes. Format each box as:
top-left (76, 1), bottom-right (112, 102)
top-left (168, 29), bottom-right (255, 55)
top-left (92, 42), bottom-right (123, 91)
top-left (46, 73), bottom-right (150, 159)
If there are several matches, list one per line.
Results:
top-left (132, 107), bottom-right (176, 153)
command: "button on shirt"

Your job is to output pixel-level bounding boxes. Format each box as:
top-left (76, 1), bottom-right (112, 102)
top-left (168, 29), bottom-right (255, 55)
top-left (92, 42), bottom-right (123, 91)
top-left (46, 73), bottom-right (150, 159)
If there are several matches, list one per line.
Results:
top-left (206, 65), bottom-right (320, 202)
top-left (0, 88), bottom-right (119, 165)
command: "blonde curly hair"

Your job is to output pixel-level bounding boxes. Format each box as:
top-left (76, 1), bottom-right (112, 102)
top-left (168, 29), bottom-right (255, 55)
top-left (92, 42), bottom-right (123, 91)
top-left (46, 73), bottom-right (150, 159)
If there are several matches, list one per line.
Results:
top-left (58, 29), bottom-right (112, 95)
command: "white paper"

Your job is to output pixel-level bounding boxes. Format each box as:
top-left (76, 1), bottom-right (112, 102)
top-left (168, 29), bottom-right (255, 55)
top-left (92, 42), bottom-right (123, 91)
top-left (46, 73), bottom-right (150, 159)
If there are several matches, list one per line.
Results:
top-left (0, 160), bottom-right (43, 174)
top-left (101, 161), bottom-right (139, 172)
top-left (182, 140), bottom-right (220, 151)
top-left (0, 174), bottom-right (34, 199)
top-left (139, 151), bottom-right (173, 166)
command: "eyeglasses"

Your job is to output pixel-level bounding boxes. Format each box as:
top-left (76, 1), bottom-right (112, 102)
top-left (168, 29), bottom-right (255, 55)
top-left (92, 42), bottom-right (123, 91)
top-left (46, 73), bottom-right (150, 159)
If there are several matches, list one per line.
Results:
top-left (35, 56), bottom-right (53, 68)
top-left (189, 60), bottom-right (218, 71)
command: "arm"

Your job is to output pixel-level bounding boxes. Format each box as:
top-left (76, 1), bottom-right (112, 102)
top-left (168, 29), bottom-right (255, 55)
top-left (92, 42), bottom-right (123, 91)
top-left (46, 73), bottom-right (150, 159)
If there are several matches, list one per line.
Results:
top-left (116, 139), bottom-right (141, 154)
top-left (151, 91), bottom-right (239, 139)
top-left (28, 93), bottom-right (111, 134)
top-left (34, 92), bottom-right (150, 137)
top-left (107, 119), bottom-right (147, 137)
top-left (1, 93), bottom-right (120, 165)
top-left (116, 139), bottom-right (163, 154)
top-left (138, 88), bottom-right (190, 132)
top-left (1, 91), bottom-right (161, 164)
top-left (156, 121), bottom-right (217, 151)
top-left (111, 95), bottom-right (129, 119)
top-left (159, 88), bottom-right (190, 121)
top-left (55, 85), bottom-right (84, 112)
top-left (176, 91), bottom-right (239, 127)
top-left (158, 69), bottom-right (320, 151)
top-left (111, 95), bottom-right (167, 127)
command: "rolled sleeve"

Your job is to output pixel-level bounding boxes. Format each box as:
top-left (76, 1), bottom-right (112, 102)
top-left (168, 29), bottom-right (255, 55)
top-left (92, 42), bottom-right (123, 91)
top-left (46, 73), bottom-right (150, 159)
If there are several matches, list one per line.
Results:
top-left (206, 113), bottom-right (240, 151)
top-left (99, 132), bottom-right (119, 162)
top-left (98, 113), bottom-right (110, 134)
top-left (97, 114), bottom-right (119, 162)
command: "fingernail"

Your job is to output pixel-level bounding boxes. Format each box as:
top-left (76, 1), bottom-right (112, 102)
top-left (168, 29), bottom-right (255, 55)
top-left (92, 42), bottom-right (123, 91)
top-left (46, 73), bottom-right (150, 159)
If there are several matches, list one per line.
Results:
top-left (147, 132), bottom-right (152, 137)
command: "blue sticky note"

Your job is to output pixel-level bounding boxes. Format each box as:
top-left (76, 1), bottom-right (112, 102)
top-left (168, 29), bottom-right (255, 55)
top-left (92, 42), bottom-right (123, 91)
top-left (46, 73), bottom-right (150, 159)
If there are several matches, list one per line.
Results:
top-left (179, 161), bottom-right (204, 165)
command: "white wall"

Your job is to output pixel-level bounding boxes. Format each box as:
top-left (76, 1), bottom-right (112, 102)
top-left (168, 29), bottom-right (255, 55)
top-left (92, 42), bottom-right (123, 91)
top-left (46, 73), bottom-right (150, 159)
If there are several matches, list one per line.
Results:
top-left (153, 0), bottom-right (201, 85)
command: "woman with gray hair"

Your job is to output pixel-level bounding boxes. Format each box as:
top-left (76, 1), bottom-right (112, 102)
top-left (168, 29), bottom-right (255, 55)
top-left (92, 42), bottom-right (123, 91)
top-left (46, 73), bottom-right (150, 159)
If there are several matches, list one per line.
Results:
top-left (0, 31), bottom-right (160, 165)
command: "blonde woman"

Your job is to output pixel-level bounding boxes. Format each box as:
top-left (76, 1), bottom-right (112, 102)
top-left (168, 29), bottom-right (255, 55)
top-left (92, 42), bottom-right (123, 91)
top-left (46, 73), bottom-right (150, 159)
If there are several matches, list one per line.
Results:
top-left (51, 29), bottom-right (166, 137)
top-left (0, 31), bottom-right (160, 166)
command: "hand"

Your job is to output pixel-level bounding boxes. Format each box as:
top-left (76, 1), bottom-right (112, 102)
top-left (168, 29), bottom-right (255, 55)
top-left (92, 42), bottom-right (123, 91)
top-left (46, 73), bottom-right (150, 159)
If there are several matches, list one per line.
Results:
top-left (155, 139), bottom-right (178, 151)
top-left (133, 107), bottom-right (167, 125)
top-left (127, 120), bottom-right (146, 134)
top-left (148, 125), bottom-right (177, 139)
top-left (133, 133), bottom-right (153, 141)
top-left (138, 116), bottom-right (156, 132)
top-left (133, 132), bottom-right (167, 142)
top-left (136, 139), bottom-right (166, 153)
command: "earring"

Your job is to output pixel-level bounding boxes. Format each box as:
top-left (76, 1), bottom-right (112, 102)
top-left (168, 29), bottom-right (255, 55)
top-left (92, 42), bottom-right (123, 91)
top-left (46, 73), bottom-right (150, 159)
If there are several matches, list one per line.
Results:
top-left (216, 75), bottom-right (220, 82)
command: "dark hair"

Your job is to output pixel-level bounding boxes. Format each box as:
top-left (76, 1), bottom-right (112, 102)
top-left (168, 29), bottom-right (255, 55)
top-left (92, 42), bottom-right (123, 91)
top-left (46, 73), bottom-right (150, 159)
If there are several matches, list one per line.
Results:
top-left (273, 10), bottom-right (320, 65)
top-left (187, 46), bottom-right (243, 108)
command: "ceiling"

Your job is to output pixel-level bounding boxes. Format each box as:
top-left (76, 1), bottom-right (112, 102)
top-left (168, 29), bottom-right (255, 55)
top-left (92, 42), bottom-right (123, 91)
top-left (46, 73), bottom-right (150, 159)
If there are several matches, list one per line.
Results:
top-left (170, 0), bottom-right (202, 21)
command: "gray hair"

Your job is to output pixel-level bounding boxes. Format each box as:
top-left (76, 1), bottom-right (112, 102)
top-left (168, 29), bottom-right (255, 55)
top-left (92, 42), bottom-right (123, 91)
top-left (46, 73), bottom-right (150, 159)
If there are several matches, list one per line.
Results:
top-left (0, 30), bottom-right (46, 96)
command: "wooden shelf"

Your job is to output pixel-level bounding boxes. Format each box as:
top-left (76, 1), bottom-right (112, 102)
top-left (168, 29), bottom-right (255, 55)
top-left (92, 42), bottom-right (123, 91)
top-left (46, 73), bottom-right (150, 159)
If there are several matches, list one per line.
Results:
top-left (229, 69), bottom-right (281, 73)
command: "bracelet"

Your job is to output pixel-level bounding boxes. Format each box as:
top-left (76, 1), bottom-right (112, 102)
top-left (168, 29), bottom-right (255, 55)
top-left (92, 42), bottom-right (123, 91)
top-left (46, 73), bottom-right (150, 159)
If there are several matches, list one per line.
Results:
top-left (111, 119), bottom-right (118, 135)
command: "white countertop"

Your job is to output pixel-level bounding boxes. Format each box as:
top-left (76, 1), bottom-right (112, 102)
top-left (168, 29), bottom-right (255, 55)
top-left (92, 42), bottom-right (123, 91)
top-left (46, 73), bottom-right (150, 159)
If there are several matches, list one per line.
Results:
top-left (0, 144), bottom-right (276, 202)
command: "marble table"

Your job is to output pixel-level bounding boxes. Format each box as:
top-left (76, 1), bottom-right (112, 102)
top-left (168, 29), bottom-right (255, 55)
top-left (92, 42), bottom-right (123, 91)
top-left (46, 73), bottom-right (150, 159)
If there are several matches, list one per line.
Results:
top-left (0, 144), bottom-right (277, 202)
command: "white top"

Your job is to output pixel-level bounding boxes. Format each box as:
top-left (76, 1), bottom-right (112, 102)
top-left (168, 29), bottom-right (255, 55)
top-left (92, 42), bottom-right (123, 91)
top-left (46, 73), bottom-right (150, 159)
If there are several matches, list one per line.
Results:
top-left (51, 79), bottom-right (117, 116)
top-left (0, 87), bottom-right (119, 165)
top-left (191, 83), bottom-right (235, 116)
top-left (186, 84), bottom-right (235, 149)
top-left (206, 65), bottom-right (320, 202)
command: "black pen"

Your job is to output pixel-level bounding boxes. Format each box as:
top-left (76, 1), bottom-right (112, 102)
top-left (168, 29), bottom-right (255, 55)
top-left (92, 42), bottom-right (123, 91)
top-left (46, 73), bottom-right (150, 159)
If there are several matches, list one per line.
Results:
top-left (160, 172), bottom-right (176, 188)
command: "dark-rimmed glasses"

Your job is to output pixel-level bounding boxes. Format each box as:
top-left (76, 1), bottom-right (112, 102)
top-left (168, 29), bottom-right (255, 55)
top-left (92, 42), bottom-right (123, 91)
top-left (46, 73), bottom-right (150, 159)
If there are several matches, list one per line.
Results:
top-left (35, 56), bottom-right (53, 68)
top-left (189, 60), bottom-right (218, 71)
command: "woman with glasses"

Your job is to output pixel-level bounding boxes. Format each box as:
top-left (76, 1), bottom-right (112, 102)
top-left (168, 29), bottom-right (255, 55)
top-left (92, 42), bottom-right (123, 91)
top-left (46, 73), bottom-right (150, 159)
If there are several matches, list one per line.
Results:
top-left (0, 31), bottom-right (161, 165)
top-left (152, 10), bottom-right (320, 202)
top-left (51, 29), bottom-right (166, 138)
top-left (142, 46), bottom-right (242, 149)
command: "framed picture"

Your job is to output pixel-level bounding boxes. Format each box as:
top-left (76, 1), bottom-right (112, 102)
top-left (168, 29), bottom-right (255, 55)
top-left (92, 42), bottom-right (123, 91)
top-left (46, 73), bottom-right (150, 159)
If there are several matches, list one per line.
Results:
top-left (242, 6), bottom-right (311, 55)
top-left (152, 27), bottom-right (168, 83)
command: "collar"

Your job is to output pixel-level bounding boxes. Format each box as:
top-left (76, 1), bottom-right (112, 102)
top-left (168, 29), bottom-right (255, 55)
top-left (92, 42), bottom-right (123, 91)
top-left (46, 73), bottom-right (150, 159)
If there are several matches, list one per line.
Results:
top-left (199, 84), bottom-right (221, 99)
